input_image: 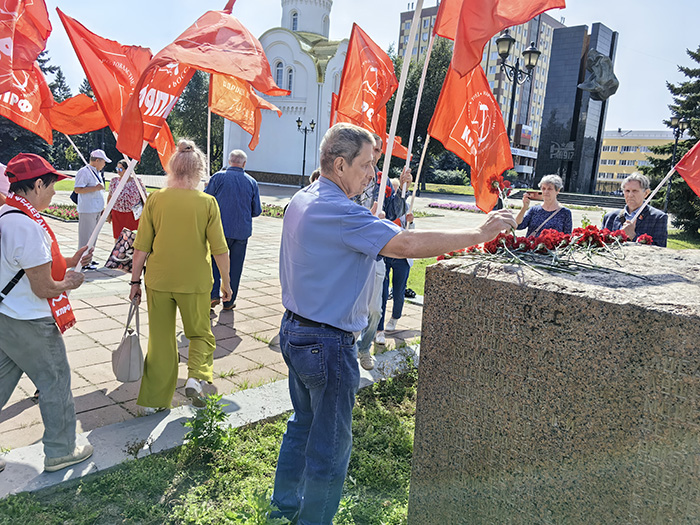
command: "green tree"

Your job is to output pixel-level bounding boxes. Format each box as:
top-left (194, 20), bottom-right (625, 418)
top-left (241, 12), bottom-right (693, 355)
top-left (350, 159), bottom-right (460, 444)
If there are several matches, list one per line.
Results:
top-left (48, 68), bottom-right (74, 168)
top-left (169, 70), bottom-right (224, 173)
top-left (642, 46), bottom-right (700, 237)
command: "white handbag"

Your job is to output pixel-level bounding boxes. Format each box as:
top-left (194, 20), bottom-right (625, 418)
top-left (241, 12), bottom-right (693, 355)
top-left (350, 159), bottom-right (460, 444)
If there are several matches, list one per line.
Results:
top-left (113, 299), bottom-right (144, 382)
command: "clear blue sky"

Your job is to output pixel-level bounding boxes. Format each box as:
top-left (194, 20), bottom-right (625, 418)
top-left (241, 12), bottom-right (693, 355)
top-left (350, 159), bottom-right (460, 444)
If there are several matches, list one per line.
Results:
top-left (45, 0), bottom-right (698, 132)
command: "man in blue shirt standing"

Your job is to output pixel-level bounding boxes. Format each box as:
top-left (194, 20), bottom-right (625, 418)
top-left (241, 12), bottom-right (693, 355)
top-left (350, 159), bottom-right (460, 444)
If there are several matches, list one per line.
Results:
top-left (205, 150), bottom-right (262, 310)
top-left (272, 123), bottom-right (516, 525)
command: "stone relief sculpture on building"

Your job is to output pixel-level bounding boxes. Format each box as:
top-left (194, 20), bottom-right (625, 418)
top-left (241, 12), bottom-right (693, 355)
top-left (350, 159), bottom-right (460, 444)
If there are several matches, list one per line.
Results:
top-left (577, 48), bottom-right (619, 101)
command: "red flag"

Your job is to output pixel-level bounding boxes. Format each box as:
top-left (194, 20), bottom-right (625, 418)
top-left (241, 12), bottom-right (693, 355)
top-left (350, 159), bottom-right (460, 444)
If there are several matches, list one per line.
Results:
top-left (330, 92), bottom-right (338, 127)
top-left (57, 9), bottom-right (152, 133)
top-left (46, 93), bottom-right (108, 135)
top-left (210, 73), bottom-right (281, 150)
top-left (0, 61), bottom-right (53, 143)
top-left (0, 0), bottom-right (51, 92)
top-left (153, 124), bottom-right (176, 172)
top-left (428, 65), bottom-right (513, 212)
top-left (674, 140), bottom-right (700, 198)
top-left (118, 9), bottom-right (286, 160)
top-left (433, 0), bottom-right (462, 40)
top-left (451, 0), bottom-right (565, 76)
top-left (336, 24), bottom-right (397, 133)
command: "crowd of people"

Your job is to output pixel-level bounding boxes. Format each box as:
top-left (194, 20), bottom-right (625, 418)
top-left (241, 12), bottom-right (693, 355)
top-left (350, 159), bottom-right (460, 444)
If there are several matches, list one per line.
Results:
top-left (0, 123), bottom-right (669, 524)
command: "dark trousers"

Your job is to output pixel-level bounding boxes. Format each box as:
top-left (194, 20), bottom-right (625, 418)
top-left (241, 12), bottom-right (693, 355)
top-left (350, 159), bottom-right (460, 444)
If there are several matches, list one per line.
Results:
top-left (379, 257), bottom-right (411, 330)
top-left (211, 238), bottom-right (247, 307)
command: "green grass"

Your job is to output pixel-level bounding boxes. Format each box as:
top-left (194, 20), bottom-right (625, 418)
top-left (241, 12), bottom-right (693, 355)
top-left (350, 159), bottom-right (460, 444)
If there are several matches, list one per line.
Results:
top-left (406, 257), bottom-right (437, 297)
top-left (668, 229), bottom-right (700, 250)
top-left (410, 183), bottom-right (474, 196)
top-left (0, 370), bottom-right (418, 525)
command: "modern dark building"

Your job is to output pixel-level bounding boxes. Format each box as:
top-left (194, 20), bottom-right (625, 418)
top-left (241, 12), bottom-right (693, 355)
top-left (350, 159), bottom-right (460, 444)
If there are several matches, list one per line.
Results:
top-left (535, 23), bottom-right (618, 194)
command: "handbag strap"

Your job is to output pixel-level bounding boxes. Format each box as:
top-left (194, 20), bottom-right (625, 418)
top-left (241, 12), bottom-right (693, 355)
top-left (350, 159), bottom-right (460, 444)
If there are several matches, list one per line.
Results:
top-left (123, 298), bottom-right (140, 338)
top-left (0, 210), bottom-right (28, 303)
top-left (532, 207), bottom-right (563, 236)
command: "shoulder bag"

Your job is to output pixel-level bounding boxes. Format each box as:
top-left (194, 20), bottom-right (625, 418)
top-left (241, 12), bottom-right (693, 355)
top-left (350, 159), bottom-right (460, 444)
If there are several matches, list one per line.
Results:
top-left (113, 298), bottom-right (144, 382)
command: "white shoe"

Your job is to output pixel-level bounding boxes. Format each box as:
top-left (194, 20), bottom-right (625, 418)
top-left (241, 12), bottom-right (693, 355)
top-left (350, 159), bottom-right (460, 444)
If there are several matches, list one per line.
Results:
top-left (385, 317), bottom-right (398, 331)
top-left (375, 331), bottom-right (386, 345)
top-left (185, 377), bottom-right (206, 408)
top-left (359, 352), bottom-right (375, 371)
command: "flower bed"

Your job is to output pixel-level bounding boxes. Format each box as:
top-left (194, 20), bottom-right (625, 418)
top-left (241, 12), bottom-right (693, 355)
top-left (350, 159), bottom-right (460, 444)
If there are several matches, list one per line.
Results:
top-left (428, 202), bottom-right (482, 213)
top-left (42, 204), bottom-right (78, 222)
top-left (262, 202), bottom-right (284, 219)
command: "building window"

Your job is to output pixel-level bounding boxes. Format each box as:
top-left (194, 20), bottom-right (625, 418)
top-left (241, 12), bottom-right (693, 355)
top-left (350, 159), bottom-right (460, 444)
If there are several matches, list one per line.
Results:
top-left (600, 159), bottom-right (616, 165)
top-left (489, 65), bottom-right (497, 75)
top-left (602, 145), bottom-right (618, 152)
top-left (619, 159), bottom-right (636, 166)
top-left (640, 146), bottom-right (650, 152)
top-left (291, 12), bottom-right (298, 31)
top-left (323, 15), bottom-right (329, 35)
top-left (431, 16), bottom-right (435, 27)
top-left (404, 36), bottom-right (409, 44)
top-left (275, 61), bottom-right (283, 88)
top-left (405, 21), bottom-right (410, 30)
top-left (286, 68), bottom-right (294, 95)
top-left (491, 51), bottom-right (498, 61)
top-left (423, 18), bottom-right (429, 28)
top-left (333, 73), bottom-right (339, 93)
top-left (621, 145), bottom-right (638, 153)
top-left (422, 32), bottom-right (428, 41)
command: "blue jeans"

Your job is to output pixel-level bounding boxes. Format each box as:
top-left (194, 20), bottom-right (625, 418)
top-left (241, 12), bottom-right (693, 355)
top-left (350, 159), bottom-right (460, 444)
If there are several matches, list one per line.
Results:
top-left (272, 312), bottom-right (360, 525)
top-left (211, 238), bottom-right (247, 308)
top-left (379, 257), bottom-right (411, 330)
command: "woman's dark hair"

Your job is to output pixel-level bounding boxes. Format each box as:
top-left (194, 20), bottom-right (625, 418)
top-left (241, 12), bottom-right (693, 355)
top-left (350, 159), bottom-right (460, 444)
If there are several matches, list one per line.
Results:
top-left (117, 160), bottom-right (129, 170)
top-left (9, 173), bottom-right (59, 195)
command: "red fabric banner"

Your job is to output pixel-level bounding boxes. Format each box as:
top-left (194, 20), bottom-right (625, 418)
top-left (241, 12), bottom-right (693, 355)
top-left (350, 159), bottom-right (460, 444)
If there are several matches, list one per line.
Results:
top-left (674, 140), bottom-right (700, 198)
top-left (210, 73), bottom-right (281, 151)
top-left (451, 0), bottom-right (566, 76)
top-left (428, 65), bottom-right (513, 212)
top-left (46, 93), bottom-right (108, 135)
top-left (118, 9), bottom-right (286, 160)
top-left (0, 0), bottom-right (51, 92)
top-left (433, 0), bottom-right (462, 40)
top-left (57, 9), bottom-right (152, 133)
top-left (334, 24), bottom-right (408, 159)
top-left (0, 61), bottom-right (53, 142)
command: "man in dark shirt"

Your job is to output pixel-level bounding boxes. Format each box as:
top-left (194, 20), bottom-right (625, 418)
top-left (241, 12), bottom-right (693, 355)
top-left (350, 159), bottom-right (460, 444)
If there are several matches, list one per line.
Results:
top-left (602, 172), bottom-right (668, 247)
top-left (205, 150), bottom-right (262, 310)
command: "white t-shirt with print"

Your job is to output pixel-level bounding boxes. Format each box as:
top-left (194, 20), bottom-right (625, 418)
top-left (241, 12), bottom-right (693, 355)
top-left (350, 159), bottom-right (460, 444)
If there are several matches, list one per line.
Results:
top-left (0, 205), bottom-right (53, 319)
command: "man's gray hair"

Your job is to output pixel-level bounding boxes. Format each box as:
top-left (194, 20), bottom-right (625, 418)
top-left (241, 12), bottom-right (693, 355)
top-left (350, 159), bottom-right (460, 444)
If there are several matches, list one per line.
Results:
top-left (228, 149), bottom-right (247, 166)
top-left (319, 123), bottom-right (374, 175)
top-left (538, 174), bottom-right (564, 191)
top-left (621, 172), bottom-right (650, 190)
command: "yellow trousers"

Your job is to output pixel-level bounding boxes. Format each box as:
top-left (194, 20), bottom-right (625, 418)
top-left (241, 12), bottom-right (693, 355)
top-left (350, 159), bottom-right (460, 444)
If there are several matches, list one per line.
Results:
top-left (137, 288), bottom-right (215, 408)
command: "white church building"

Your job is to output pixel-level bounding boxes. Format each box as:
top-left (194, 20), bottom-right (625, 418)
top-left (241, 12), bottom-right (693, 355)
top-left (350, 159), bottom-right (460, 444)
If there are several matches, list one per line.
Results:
top-left (223, 0), bottom-right (348, 184)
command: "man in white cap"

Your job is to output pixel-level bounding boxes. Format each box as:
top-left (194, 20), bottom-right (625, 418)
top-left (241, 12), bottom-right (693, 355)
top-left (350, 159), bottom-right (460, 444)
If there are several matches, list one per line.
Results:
top-left (74, 149), bottom-right (110, 270)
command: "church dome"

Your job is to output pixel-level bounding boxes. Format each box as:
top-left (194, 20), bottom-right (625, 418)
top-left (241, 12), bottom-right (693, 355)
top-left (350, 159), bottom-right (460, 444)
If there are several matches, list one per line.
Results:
top-left (281, 0), bottom-right (332, 38)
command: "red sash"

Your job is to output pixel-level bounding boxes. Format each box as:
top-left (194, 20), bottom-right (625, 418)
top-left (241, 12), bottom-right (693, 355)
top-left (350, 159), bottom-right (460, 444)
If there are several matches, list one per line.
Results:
top-left (5, 193), bottom-right (76, 333)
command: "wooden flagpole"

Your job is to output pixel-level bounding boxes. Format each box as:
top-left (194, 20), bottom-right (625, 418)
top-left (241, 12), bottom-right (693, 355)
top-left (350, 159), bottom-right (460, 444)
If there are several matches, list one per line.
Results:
top-left (402, 31), bottom-right (435, 199)
top-left (207, 107), bottom-right (212, 177)
top-left (63, 133), bottom-right (89, 167)
top-left (408, 134), bottom-right (431, 214)
top-left (376, 0), bottom-right (424, 214)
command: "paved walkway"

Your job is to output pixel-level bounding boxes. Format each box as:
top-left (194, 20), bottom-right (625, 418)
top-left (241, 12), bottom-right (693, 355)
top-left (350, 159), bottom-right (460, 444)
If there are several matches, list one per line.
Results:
top-left (0, 181), bottom-right (619, 498)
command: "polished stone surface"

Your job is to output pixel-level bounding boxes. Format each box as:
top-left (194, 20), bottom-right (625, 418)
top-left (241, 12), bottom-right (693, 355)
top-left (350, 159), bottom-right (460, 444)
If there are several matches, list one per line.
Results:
top-left (408, 245), bottom-right (700, 523)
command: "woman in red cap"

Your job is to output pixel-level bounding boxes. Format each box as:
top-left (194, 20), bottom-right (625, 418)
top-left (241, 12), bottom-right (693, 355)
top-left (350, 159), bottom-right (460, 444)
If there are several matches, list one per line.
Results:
top-left (0, 153), bottom-right (94, 474)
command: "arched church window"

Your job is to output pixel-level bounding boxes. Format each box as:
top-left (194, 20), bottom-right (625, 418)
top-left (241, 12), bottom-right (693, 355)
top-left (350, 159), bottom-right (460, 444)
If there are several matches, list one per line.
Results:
top-left (333, 72), bottom-right (340, 94)
top-left (275, 61), bottom-right (284, 88)
top-left (287, 67), bottom-right (294, 96)
top-left (291, 12), bottom-right (298, 31)
top-left (323, 15), bottom-right (329, 36)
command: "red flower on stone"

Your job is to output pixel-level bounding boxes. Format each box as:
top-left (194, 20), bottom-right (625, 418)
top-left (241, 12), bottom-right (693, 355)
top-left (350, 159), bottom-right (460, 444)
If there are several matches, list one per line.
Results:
top-left (487, 174), bottom-right (504, 195)
top-left (636, 234), bottom-right (653, 245)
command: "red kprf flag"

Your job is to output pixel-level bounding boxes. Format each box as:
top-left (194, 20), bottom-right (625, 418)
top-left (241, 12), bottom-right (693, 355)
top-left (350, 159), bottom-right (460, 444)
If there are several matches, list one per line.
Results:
top-left (46, 93), bottom-right (108, 135)
top-left (674, 140), bottom-right (700, 198)
top-left (433, 0), bottom-right (462, 40)
top-left (210, 73), bottom-right (281, 150)
top-left (57, 9), bottom-right (152, 133)
top-left (118, 8), bottom-right (286, 160)
top-left (428, 65), bottom-right (513, 212)
top-left (0, 61), bottom-right (53, 142)
top-left (0, 0), bottom-right (51, 91)
top-left (451, 0), bottom-right (565, 76)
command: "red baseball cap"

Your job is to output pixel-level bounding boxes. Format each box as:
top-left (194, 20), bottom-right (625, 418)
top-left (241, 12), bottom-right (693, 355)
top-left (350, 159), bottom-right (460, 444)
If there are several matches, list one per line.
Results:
top-left (5, 153), bottom-right (68, 183)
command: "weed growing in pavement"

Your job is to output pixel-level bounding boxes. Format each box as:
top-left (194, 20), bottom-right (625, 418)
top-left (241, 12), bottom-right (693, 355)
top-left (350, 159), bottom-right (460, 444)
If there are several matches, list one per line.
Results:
top-left (218, 367), bottom-right (238, 379)
top-left (252, 332), bottom-right (272, 345)
top-left (183, 394), bottom-right (228, 454)
top-left (124, 437), bottom-right (153, 459)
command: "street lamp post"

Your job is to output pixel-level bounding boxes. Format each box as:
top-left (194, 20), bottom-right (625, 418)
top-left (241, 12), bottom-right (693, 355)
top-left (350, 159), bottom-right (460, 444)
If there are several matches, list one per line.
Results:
top-left (495, 29), bottom-right (541, 144)
top-left (665, 115), bottom-right (690, 213)
top-left (296, 117), bottom-right (315, 187)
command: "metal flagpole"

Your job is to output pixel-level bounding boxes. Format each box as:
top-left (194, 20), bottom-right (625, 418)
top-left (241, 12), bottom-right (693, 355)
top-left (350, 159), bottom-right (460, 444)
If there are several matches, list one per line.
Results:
top-left (630, 166), bottom-right (675, 223)
top-left (376, 0), bottom-right (424, 214)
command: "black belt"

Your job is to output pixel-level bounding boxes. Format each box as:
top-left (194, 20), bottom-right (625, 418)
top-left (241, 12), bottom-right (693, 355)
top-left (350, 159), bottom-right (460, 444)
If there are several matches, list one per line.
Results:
top-left (285, 310), bottom-right (352, 336)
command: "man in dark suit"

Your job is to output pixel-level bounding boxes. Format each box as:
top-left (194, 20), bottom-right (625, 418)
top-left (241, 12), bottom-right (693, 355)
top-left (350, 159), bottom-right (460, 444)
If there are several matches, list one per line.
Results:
top-left (602, 172), bottom-right (667, 247)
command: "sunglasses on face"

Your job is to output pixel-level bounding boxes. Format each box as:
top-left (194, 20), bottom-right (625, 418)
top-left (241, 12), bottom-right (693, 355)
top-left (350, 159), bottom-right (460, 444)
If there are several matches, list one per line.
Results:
top-left (116, 167), bottom-right (124, 172)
